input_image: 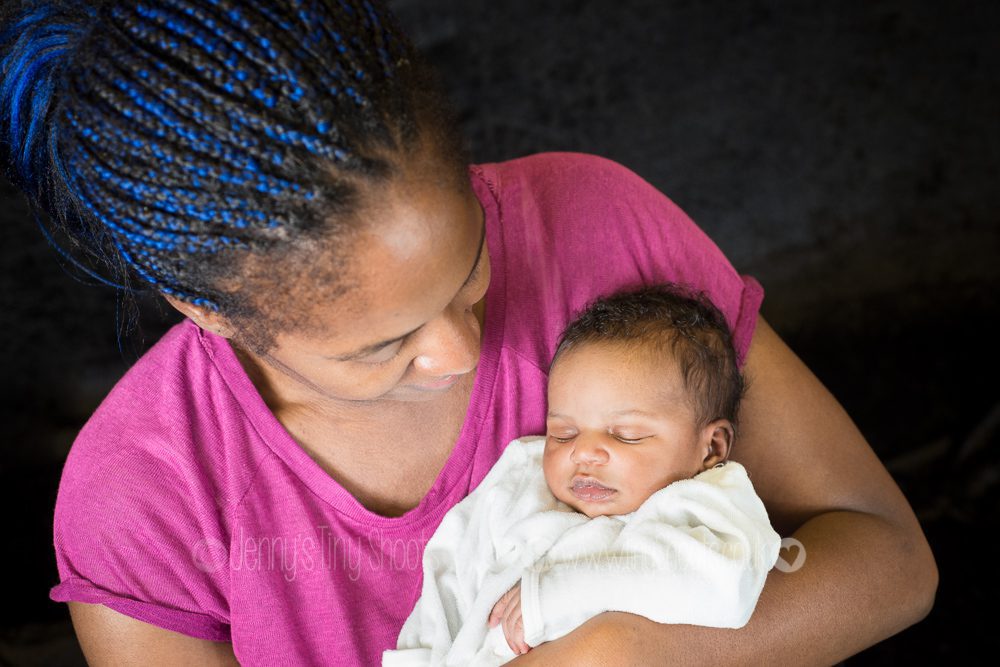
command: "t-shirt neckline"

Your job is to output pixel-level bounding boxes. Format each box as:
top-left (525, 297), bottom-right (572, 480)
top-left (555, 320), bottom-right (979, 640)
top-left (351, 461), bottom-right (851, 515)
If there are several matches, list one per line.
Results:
top-left (198, 163), bottom-right (507, 529)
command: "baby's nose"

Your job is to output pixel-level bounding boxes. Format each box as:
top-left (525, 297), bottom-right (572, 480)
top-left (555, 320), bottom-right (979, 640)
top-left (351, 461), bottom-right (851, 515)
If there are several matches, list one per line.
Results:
top-left (570, 434), bottom-right (610, 465)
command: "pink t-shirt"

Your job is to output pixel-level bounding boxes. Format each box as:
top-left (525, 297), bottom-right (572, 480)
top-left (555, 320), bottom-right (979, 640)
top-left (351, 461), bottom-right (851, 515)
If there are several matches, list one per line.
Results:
top-left (50, 152), bottom-right (763, 666)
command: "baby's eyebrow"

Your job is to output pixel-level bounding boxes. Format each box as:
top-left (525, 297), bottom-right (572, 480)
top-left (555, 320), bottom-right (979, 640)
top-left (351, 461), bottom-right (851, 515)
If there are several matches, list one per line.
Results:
top-left (607, 409), bottom-right (658, 418)
top-left (547, 410), bottom-right (659, 420)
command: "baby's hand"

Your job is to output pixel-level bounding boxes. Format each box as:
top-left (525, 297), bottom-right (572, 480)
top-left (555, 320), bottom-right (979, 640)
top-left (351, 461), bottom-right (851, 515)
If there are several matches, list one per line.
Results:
top-left (488, 581), bottom-right (530, 655)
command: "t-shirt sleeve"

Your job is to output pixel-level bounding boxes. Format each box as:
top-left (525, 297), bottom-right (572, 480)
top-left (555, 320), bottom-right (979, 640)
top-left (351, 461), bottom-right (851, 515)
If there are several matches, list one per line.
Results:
top-left (49, 421), bottom-right (232, 642)
top-left (499, 152), bottom-right (763, 368)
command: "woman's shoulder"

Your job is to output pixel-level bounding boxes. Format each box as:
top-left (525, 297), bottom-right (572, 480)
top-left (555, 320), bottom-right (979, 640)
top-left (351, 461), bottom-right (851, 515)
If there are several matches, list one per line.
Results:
top-left (51, 327), bottom-right (237, 640)
top-left (487, 150), bottom-right (636, 175)
top-left (58, 318), bottom-right (266, 518)
top-left (474, 152), bottom-right (707, 360)
top-left (69, 319), bottom-right (219, 454)
top-left (51, 319), bottom-right (263, 625)
top-left (478, 150), bottom-right (699, 258)
top-left (481, 151), bottom-right (657, 201)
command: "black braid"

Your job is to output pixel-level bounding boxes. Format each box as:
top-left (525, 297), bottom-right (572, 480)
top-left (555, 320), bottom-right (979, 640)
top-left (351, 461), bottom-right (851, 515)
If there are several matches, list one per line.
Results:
top-left (0, 0), bottom-right (469, 353)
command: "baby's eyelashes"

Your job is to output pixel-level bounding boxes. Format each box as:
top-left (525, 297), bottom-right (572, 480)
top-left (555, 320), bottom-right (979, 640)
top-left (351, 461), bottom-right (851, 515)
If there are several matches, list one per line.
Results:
top-left (546, 431), bottom-right (652, 444)
top-left (612, 434), bottom-right (652, 444)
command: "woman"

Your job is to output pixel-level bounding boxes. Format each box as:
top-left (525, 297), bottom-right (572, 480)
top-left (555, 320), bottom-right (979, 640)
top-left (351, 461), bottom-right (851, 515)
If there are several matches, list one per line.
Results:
top-left (0, 1), bottom-right (936, 665)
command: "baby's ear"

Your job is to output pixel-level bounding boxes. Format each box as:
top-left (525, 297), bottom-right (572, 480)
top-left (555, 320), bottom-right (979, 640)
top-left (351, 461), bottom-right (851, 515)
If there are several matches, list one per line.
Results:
top-left (700, 419), bottom-right (734, 470)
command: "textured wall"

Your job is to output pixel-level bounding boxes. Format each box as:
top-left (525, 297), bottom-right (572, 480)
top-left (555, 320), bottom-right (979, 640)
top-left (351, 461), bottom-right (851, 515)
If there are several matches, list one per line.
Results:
top-left (1, 0), bottom-right (996, 662)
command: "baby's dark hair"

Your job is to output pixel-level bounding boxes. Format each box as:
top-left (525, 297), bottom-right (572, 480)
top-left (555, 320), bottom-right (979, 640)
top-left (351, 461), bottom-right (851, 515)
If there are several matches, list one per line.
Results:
top-left (552, 284), bottom-right (746, 429)
top-left (0, 0), bottom-right (468, 354)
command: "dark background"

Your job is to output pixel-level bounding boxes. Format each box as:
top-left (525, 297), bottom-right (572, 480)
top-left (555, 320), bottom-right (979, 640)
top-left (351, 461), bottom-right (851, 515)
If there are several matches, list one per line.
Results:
top-left (2, 0), bottom-right (997, 664)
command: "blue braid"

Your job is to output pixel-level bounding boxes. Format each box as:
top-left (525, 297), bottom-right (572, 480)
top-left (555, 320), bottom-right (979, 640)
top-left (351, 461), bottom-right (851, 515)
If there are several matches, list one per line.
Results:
top-left (32, 208), bottom-right (132, 290)
top-left (0, 0), bottom-right (94, 196)
top-left (1, 0), bottom-right (447, 333)
top-left (0, 1), bottom-right (139, 292)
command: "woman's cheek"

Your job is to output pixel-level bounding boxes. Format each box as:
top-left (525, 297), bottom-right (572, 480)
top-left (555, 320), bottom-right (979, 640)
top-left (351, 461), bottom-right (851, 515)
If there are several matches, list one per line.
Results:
top-left (330, 361), bottom-right (405, 399)
top-left (378, 356), bottom-right (422, 393)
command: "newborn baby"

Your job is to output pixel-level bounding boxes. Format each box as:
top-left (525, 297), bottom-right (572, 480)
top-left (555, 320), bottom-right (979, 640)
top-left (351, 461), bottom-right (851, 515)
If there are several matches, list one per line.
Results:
top-left (383, 285), bottom-right (781, 666)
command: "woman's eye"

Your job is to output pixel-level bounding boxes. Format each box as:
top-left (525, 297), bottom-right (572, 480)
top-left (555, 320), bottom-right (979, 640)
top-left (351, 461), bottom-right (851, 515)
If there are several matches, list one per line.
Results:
top-left (358, 343), bottom-right (402, 366)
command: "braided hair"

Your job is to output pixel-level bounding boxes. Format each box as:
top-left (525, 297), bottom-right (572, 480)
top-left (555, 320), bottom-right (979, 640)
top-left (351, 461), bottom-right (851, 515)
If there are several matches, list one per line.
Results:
top-left (0, 0), bottom-right (469, 353)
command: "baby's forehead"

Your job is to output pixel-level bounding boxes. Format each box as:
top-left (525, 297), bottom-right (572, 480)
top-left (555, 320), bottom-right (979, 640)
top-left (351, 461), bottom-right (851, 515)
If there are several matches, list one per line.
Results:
top-left (550, 337), bottom-right (684, 379)
top-left (548, 341), bottom-right (697, 409)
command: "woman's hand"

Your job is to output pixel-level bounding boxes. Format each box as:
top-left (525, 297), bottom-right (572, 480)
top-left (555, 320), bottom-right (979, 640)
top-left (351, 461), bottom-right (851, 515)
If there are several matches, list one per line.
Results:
top-left (489, 582), bottom-right (531, 656)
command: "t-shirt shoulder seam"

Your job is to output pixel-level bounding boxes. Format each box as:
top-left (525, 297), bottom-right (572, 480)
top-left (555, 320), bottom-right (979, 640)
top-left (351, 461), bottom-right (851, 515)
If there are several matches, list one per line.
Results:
top-left (503, 344), bottom-right (548, 376)
top-left (234, 448), bottom-right (275, 511)
top-left (194, 327), bottom-right (279, 514)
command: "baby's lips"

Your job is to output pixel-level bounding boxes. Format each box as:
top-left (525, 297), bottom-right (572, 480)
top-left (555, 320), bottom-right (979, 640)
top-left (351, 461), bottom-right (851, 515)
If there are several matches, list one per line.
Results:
top-left (571, 476), bottom-right (614, 491)
top-left (570, 476), bottom-right (617, 503)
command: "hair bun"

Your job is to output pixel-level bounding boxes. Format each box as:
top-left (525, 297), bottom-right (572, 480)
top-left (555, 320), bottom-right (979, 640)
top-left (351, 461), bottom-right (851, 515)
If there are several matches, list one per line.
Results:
top-left (0, 0), bottom-right (97, 201)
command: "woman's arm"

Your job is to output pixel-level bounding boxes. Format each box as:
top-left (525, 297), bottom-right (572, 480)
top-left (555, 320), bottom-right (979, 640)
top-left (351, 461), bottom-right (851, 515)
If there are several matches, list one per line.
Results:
top-left (515, 464), bottom-right (780, 644)
top-left (69, 602), bottom-right (240, 666)
top-left (509, 316), bottom-right (938, 666)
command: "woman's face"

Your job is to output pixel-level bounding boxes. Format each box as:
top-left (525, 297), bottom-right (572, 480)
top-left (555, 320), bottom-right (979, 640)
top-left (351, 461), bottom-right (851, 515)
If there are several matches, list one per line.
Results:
top-left (238, 168), bottom-right (490, 404)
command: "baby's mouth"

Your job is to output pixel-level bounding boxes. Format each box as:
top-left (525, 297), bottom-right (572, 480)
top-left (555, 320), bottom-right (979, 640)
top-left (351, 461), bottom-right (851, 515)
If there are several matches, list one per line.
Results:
top-left (571, 477), bottom-right (617, 502)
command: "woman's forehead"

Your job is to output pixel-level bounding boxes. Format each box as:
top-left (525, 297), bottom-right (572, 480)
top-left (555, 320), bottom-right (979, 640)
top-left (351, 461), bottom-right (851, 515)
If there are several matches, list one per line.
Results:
top-left (282, 177), bottom-right (484, 351)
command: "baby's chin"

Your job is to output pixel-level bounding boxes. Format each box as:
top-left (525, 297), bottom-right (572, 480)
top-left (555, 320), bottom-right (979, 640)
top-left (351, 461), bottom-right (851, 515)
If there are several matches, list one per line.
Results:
top-left (554, 489), bottom-right (641, 517)
top-left (579, 502), bottom-right (641, 518)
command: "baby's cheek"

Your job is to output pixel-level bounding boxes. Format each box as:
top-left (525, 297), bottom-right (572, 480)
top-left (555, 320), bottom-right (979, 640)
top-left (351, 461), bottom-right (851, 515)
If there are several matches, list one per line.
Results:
top-left (541, 455), bottom-right (571, 507)
top-left (541, 449), bottom-right (564, 489)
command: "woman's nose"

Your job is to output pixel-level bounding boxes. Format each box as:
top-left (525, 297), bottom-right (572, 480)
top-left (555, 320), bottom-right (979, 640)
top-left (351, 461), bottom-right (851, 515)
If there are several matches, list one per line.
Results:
top-left (570, 434), bottom-right (610, 466)
top-left (412, 306), bottom-right (480, 377)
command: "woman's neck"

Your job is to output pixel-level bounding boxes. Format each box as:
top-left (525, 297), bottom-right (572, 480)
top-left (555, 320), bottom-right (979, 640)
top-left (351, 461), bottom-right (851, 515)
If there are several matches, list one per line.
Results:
top-left (233, 342), bottom-right (474, 516)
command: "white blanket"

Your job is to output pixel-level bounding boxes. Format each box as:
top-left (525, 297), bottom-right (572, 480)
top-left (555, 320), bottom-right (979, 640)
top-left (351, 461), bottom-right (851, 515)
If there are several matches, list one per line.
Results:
top-left (383, 436), bottom-right (781, 666)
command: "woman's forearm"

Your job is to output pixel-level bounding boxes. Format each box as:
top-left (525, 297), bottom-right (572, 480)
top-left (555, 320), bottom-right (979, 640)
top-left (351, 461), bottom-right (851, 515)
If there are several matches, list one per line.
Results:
top-left (510, 508), bottom-right (937, 666)
top-left (644, 509), bottom-right (937, 666)
top-left (509, 316), bottom-right (938, 666)
top-left (731, 509), bottom-right (937, 665)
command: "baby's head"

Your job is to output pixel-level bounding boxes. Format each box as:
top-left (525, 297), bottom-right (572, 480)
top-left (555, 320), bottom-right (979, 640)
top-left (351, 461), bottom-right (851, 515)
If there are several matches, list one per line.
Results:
top-left (544, 285), bottom-right (745, 517)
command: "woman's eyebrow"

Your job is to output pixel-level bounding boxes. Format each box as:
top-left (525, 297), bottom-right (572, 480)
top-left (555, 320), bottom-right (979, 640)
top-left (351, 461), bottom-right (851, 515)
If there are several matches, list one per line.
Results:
top-left (332, 219), bottom-right (487, 361)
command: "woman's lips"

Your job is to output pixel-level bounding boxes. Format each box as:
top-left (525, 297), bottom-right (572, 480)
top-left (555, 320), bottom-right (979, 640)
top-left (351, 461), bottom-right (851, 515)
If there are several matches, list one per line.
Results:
top-left (570, 476), bottom-right (617, 502)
